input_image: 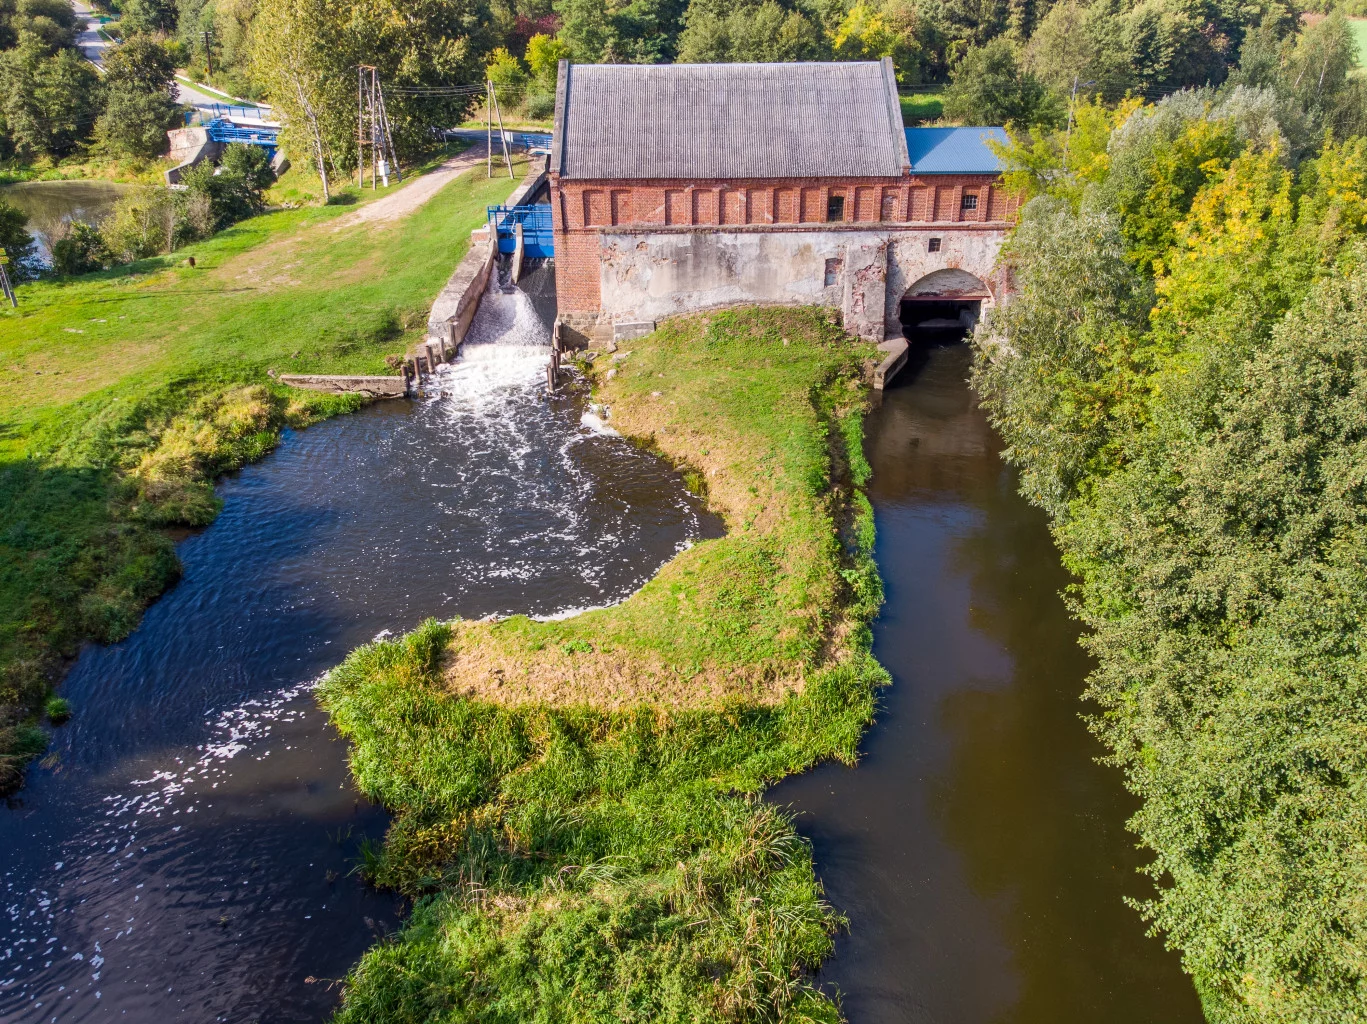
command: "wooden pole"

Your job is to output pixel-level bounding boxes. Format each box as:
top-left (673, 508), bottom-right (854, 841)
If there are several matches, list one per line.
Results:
top-left (490, 82), bottom-right (514, 179)
top-left (377, 81), bottom-right (401, 183)
top-left (357, 66), bottom-right (365, 189)
top-left (486, 80), bottom-right (493, 178)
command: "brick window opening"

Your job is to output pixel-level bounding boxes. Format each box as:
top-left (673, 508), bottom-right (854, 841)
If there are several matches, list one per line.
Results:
top-left (826, 194), bottom-right (845, 222)
top-left (928, 237), bottom-right (942, 253)
top-left (824, 257), bottom-right (842, 286)
top-left (961, 193), bottom-right (978, 210)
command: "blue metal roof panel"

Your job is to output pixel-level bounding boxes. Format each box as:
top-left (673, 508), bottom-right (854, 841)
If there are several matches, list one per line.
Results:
top-left (905, 127), bottom-right (1008, 174)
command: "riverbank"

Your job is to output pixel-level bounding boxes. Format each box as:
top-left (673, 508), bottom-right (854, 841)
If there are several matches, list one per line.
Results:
top-left (319, 306), bottom-right (888, 1022)
top-left (0, 154), bottom-right (528, 790)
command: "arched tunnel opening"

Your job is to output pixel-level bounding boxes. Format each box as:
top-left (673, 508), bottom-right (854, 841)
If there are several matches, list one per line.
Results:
top-left (899, 296), bottom-right (981, 344)
top-left (897, 268), bottom-right (991, 347)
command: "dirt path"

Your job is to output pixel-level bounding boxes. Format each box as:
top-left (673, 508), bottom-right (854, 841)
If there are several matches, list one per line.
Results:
top-left (336, 143), bottom-right (493, 228)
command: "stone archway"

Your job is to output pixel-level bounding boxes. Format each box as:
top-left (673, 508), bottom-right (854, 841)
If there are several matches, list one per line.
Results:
top-left (898, 268), bottom-right (992, 343)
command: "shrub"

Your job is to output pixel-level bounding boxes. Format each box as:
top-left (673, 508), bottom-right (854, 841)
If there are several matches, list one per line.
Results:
top-left (51, 220), bottom-right (110, 276)
top-left (181, 143), bottom-right (273, 229)
top-left (101, 185), bottom-right (212, 262)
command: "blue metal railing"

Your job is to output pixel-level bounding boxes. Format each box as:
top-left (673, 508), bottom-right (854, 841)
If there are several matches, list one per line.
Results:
top-left (487, 204), bottom-right (553, 257)
top-left (509, 132), bottom-right (552, 152)
top-left (203, 117), bottom-right (281, 154)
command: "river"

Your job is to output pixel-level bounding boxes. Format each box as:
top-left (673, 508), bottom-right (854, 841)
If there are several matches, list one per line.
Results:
top-left (2, 286), bottom-right (1205, 1021)
top-left (0, 181), bottom-right (128, 264)
top-left (774, 339), bottom-right (1205, 1022)
top-left (0, 268), bottom-right (717, 1021)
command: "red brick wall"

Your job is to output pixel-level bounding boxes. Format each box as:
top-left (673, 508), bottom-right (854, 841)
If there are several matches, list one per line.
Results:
top-left (550, 173), bottom-right (1021, 314)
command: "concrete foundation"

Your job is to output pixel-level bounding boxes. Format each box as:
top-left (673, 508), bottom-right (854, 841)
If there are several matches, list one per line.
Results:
top-left (590, 225), bottom-right (1007, 343)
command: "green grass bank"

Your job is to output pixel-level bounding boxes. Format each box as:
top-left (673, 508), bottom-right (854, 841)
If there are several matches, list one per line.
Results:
top-left (319, 307), bottom-right (888, 1023)
top-left (0, 156), bottom-right (526, 790)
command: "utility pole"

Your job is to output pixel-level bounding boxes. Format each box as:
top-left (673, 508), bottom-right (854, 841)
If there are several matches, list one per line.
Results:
top-left (203, 30), bottom-right (212, 77)
top-left (487, 79), bottom-right (513, 179)
top-left (1061, 77), bottom-right (1095, 172)
top-left (357, 66), bottom-right (401, 189)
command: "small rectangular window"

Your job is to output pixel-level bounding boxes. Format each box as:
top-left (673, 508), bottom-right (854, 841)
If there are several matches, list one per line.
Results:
top-left (928, 237), bottom-right (941, 253)
top-left (824, 257), bottom-right (842, 286)
top-left (826, 194), bottom-right (845, 222)
top-left (961, 193), bottom-right (978, 210)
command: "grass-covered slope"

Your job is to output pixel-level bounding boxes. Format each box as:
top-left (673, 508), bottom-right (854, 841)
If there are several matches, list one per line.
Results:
top-left (0, 158), bottom-right (526, 789)
top-left (319, 308), bottom-right (888, 1023)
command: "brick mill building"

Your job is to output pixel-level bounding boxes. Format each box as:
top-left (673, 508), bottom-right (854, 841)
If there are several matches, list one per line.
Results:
top-left (546, 58), bottom-right (1019, 349)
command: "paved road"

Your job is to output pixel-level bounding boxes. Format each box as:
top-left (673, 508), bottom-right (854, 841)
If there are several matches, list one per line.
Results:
top-left (71, 1), bottom-right (271, 120)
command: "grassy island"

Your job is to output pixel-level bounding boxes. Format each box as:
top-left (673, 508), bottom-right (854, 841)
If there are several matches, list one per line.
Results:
top-left (0, 157), bottom-right (526, 790)
top-left (319, 307), bottom-right (887, 1023)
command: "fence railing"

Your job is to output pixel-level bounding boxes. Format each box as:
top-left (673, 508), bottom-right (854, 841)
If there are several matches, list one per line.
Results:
top-left (487, 204), bottom-right (553, 257)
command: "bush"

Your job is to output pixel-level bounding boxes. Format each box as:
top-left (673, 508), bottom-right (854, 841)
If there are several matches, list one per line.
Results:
top-left (101, 184), bottom-right (212, 262)
top-left (44, 695), bottom-right (70, 723)
top-left (522, 89), bottom-right (555, 120)
top-left (51, 220), bottom-right (110, 276)
top-left (180, 143), bottom-right (273, 229)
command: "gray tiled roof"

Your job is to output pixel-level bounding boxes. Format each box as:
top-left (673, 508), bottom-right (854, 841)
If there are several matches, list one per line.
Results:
top-left (554, 60), bottom-right (909, 181)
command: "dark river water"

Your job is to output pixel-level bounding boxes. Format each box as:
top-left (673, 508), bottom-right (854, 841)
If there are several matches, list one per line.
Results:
top-left (775, 340), bottom-right (1204, 1023)
top-left (0, 273), bottom-right (716, 1022)
top-left (0, 181), bottom-right (128, 264)
top-left (2, 282), bottom-right (1205, 1022)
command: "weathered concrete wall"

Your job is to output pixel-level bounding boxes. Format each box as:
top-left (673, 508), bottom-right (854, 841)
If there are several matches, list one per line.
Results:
top-left (427, 226), bottom-right (497, 341)
top-left (164, 127), bottom-right (224, 185)
top-left (884, 229), bottom-right (1007, 334)
top-left (279, 374), bottom-right (405, 398)
top-left (597, 229), bottom-right (892, 340)
top-left (593, 224), bottom-right (1007, 342)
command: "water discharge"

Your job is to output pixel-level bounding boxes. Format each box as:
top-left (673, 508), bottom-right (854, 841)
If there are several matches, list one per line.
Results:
top-left (0, 266), bottom-right (718, 1022)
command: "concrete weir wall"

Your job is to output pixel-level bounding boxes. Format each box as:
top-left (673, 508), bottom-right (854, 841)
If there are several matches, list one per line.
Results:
top-left (426, 226), bottom-right (498, 341)
top-left (595, 225), bottom-right (1007, 342)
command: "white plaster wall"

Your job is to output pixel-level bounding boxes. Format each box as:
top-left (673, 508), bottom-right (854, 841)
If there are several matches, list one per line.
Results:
top-left (594, 226), bottom-right (1010, 341)
top-left (884, 230), bottom-right (1008, 335)
top-left (598, 230), bottom-right (891, 338)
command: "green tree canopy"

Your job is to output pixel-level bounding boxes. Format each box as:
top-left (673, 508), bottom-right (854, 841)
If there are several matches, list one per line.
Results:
top-left (943, 35), bottom-right (1064, 128)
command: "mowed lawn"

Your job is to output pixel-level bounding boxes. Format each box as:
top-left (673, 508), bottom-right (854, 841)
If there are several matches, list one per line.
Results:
top-left (0, 157), bottom-right (527, 457)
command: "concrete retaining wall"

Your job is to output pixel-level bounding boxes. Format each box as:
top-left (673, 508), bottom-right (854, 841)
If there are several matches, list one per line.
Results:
top-left (426, 226), bottom-right (498, 342)
top-left (593, 225), bottom-right (1008, 342)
